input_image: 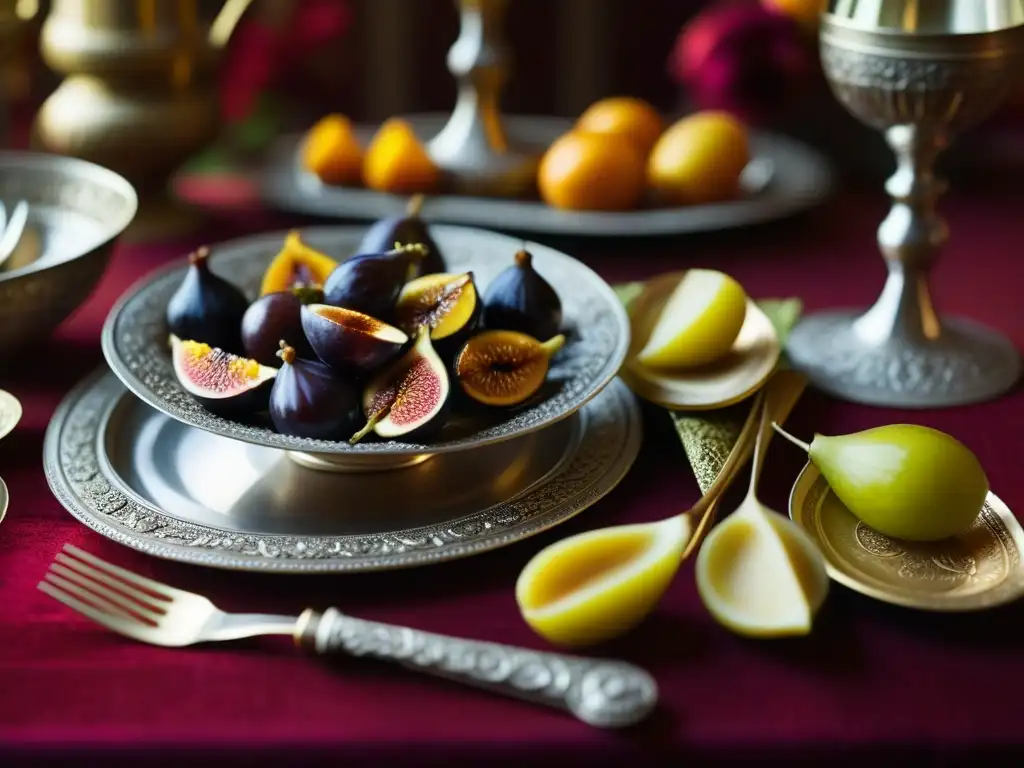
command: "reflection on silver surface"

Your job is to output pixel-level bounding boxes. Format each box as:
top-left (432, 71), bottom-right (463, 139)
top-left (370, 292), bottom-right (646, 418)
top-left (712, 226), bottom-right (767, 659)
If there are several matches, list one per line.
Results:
top-left (103, 392), bottom-right (579, 537)
top-left (827, 0), bottom-right (1024, 35)
top-left (45, 369), bottom-right (641, 572)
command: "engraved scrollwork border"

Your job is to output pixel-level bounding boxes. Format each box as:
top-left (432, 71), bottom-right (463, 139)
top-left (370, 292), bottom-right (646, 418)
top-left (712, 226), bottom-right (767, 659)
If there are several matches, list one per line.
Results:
top-left (819, 42), bottom-right (1016, 131)
top-left (43, 368), bottom-right (642, 573)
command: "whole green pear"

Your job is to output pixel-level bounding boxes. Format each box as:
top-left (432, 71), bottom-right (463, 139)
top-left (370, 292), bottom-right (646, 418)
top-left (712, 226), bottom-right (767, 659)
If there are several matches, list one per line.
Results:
top-left (809, 424), bottom-right (989, 542)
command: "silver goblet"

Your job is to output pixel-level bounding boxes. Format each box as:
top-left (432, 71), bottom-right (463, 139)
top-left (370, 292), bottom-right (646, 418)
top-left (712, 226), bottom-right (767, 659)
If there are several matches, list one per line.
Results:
top-left (786, 0), bottom-right (1024, 407)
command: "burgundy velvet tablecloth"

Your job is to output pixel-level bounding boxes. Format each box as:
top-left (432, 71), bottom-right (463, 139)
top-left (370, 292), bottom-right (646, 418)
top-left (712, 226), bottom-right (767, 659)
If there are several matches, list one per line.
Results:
top-left (1, 184), bottom-right (1022, 765)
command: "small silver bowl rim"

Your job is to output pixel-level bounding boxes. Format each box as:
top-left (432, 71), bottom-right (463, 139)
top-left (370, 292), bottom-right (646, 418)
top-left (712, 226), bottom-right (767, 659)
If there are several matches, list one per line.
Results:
top-left (0, 150), bottom-right (139, 282)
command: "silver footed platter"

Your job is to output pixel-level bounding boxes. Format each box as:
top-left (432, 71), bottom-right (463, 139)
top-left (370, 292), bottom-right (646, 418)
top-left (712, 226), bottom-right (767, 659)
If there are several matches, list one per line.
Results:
top-left (100, 224), bottom-right (629, 472)
top-left (259, 113), bottom-right (834, 238)
top-left (43, 368), bottom-right (641, 573)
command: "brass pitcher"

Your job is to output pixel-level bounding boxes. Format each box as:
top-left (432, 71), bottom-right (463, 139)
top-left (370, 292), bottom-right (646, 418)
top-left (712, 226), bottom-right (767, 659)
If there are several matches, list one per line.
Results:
top-left (31, 0), bottom-right (254, 238)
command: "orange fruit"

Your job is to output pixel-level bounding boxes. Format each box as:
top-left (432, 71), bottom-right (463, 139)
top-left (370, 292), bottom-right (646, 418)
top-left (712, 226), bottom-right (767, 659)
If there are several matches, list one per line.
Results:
top-left (301, 114), bottom-right (364, 185)
top-left (761, 0), bottom-right (827, 30)
top-left (647, 111), bottom-right (750, 206)
top-left (538, 131), bottom-right (646, 211)
top-left (576, 96), bottom-right (665, 157)
top-left (362, 118), bottom-right (440, 195)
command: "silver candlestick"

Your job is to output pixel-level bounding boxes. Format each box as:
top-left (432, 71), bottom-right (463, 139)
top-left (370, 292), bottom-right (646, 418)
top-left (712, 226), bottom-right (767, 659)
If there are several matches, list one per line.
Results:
top-left (427, 0), bottom-right (540, 198)
top-left (786, 0), bottom-right (1024, 407)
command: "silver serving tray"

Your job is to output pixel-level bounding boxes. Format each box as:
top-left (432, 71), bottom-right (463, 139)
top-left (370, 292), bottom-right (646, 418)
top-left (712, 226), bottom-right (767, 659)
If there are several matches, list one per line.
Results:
top-left (259, 113), bottom-right (834, 237)
top-left (100, 224), bottom-right (629, 460)
top-left (44, 369), bottom-right (641, 573)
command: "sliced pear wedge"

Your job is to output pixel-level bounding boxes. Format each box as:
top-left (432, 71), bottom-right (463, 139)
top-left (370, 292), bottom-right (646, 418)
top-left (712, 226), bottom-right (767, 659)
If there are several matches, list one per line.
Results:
top-left (620, 271), bottom-right (780, 411)
top-left (695, 372), bottom-right (829, 638)
top-left (636, 268), bottom-right (747, 369)
top-left (516, 515), bottom-right (693, 647)
top-left (696, 506), bottom-right (828, 638)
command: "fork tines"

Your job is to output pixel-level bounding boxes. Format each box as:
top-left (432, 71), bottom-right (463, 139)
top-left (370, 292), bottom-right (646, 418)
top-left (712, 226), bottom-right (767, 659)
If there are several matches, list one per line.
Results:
top-left (38, 544), bottom-right (173, 630)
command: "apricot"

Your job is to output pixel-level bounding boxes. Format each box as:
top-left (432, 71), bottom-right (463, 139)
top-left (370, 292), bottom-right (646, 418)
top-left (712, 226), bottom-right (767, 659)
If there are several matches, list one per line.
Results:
top-left (647, 111), bottom-right (750, 206)
top-left (301, 114), bottom-right (364, 186)
top-left (576, 96), bottom-right (665, 157)
top-left (538, 131), bottom-right (646, 212)
top-left (362, 118), bottom-right (440, 195)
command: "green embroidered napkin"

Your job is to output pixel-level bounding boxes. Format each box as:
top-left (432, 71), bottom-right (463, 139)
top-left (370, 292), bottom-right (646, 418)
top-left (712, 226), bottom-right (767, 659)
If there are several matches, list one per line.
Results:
top-left (612, 282), bottom-right (802, 494)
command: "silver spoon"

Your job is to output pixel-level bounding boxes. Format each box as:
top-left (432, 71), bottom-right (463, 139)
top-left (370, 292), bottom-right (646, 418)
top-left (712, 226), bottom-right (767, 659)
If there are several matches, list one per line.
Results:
top-left (0, 389), bottom-right (22, 442)
top-left (0, 199), bottom-right (28, 272)
top-left (0, 476), bottom-right (8, 526)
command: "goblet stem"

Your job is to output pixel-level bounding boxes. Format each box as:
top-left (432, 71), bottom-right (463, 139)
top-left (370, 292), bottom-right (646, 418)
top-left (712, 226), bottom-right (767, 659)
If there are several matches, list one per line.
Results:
top-left (785, 120), bottom-right (1022, 408)
top-left (854, 125), bottom-right (946, 346)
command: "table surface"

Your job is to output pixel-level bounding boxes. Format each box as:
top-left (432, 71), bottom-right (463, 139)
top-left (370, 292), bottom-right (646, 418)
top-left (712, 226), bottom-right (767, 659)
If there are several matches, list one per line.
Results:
top-left (1, 178), bottom-right (1022, 766)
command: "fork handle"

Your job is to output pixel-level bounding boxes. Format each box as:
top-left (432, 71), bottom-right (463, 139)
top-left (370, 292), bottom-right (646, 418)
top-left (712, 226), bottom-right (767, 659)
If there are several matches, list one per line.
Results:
top-left (296, 608), bottom-right (657, 728)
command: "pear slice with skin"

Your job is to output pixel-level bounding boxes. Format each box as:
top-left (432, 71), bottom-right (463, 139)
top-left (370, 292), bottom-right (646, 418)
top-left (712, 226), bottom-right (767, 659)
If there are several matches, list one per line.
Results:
top-left (635, 268), bottom-right (747, 369)
top-left (517, 515), bottom-right (692, 648)
top-left (619, 271), bottom-right (780, 412)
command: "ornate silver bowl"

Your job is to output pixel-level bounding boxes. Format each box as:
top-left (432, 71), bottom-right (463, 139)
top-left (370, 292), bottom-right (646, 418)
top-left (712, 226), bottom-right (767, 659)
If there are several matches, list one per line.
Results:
top-left (786, 0), bottom-right (1024, 407)
top-left (0, 152), bottom-right (137, 357)
top-left (101, 225), bottom-right (630, 473)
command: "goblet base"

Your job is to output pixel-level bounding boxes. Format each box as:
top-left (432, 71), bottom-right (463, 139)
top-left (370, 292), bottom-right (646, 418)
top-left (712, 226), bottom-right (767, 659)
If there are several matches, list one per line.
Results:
top-left (786, 310), bottom-right (1022, 408)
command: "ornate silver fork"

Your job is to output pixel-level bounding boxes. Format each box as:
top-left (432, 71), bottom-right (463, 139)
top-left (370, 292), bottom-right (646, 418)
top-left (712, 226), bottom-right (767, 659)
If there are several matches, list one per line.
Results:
top-left (38, 543), bottom-right (658, 728)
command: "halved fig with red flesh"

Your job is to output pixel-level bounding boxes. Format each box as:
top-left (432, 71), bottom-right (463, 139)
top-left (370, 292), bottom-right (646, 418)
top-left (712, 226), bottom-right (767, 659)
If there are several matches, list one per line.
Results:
top-left (350, 327), bottom-right (449, 443)
top-left (170, 334), bottom-right (277, 415)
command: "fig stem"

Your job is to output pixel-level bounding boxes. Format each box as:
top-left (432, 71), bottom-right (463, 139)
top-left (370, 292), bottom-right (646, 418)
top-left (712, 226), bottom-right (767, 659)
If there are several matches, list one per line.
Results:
top-left (406, 194), bottom-right (425, 217)
top-left (539, 334), bottom-right (565, 358)
top-left (277, 343), bottom-right (297, 365)
top-left (349, 409), bottom-right (386, 444)
top-left (771, 422), bottom-right (810, 453)
top-left (188, 246), bottom-right (210, 267)
top-left (514, 249), bottom-right (532, 267)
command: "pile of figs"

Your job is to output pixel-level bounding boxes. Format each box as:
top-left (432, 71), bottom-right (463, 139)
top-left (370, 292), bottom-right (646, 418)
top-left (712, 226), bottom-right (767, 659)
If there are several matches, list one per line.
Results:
top-left (166, 198), bottom-right (566, 444)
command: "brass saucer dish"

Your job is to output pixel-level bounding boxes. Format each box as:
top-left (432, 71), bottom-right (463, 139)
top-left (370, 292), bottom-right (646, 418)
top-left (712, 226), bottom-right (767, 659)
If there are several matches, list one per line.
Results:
top-left (789, 463), bottom-right (1024, 611)
top-left (617, 271), bottom-right (780, 411)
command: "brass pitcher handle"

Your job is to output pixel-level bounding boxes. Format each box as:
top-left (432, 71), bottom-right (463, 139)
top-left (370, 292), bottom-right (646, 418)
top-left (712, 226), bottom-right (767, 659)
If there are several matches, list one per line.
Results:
top-left (208, 0), bottom-right (257, 49)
